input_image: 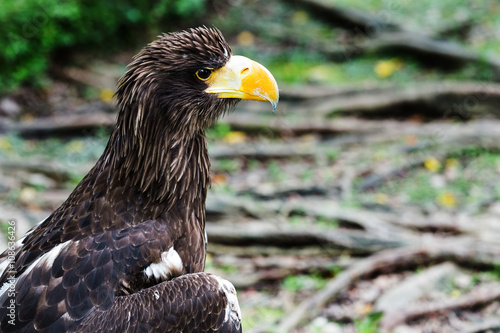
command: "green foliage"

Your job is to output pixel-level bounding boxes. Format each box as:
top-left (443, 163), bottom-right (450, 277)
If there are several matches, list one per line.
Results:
top-left (485, 263), bottom-right (500, 281)
top-left (215, 158), bottom-right (240, 173)
top-left (207, 123), bottom-right (232, 140)
top-left (267, 160), bottom-right (286, 182)
top-left (218, 264), bottom-right (238, 274)
top-left (354, 312), bottom-right (383, 333)
top-left (0, 134), bottom-right (107, 163)
top-left (282, 272), bottom-right (328, 293)
top-left (65, 172), bottom-right (86, 189)
top-left (0, 221), bottom-right (10, 240)
top-left (0, 0), bottom-right (206, 93)
top-left (326, 148), bottom-right (340, 162)
top-left (241, 306), bottom-right (284, 331)
top-left (300, 168), bottom-right (314, 182)
top-left (316, 216), bottom-right (339, 229)
top-left (212, 183), bottom-right (235, 195)
top-left (246, 159), bottom-right (260, 171)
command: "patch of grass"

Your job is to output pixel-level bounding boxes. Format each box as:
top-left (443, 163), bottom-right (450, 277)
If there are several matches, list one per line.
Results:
top-left (329, 265), bottom-right (344, 276)
top-left (211, 183), bottom-right (236, 195)
top-left (214, 158), bottom-right (240, 173)
top-left (207, 123), bottom-right (231, 141)
top-left (0, 134), bottom-right (107, 164)
top-left (282, 272), bottom-right (328, 293)
top-left (65, 172), bottom-right (86, 188)
top-left (267, 160), bottom-right (286, 182)
top-left (404, 173), bottom-right (440, 205)
top-left (4, 188), bottom-right (22, 204)
top-left (316, 216), bottom-right (339, 229)
top-left (288, 214), bottom-right (314, 227)
top-left (241, 306), bottom-right (284, 330)
top-left (351, 146), bottom-right (500, 211)
top-left (218, 264), bottom-right (238, 274)
top-left (0, 221), bottom-right (10, 242)
top-left (326, 148), bottom-right (340, 162)
top-left (354, 312), bottom-right (383, 333)
top-left (484, 263), bottom-right (500, 281)
top-left (300, 168), bottom-right (314, 182)
top-left (246, 159), bottom-right (260, 171)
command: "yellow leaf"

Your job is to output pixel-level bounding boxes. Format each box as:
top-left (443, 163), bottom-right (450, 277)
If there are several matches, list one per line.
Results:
top-left (445, 158), bottom-right (459, 170)
top-left (100, 89), bottom-right (115, 103)
top-left (21, 114), bottom-right (35, 122)
top-left (292, 11), bottom-right (309, 25)
top-left (437, 191), bottom-right (457, 208)
top-left (212, 173), bottom-right (227, 185)
top-left (375, 193), bottom-right (388, 205)
top-left (66, 140), bottom-right (84, 153)
top-left (0, 137), bottom-right (13, 151)
top-left (19, 187), bottom-right (37, 204)
top-left (223, 131), bottom-right (247, 145)
top-left (450, 289), bottom-right (461, 298)
top-left (424, 156), bottom-right (441, 172)
top-left (374, 58), bottom-right (403, 78)
top-left (237, 31), bottom-right (255, 47)
top-left (354, 303), bottom-right (373, 316)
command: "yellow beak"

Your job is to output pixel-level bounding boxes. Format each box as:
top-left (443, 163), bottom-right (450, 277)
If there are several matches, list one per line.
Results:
top-left (205, 55), bottom-right (279, 111)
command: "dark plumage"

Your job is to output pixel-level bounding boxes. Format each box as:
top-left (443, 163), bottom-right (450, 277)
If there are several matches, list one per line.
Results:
top-left (0, 26), bottom-right (278, 332)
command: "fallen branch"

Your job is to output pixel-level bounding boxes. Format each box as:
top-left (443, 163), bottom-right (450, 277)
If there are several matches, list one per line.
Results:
top-left (276, 240), bottom-right (500, 331)
top-left (285, 0), bottom-right (500, 76)
top-left (380, 282), bottom-right (500, 331)
top-left (462, 317), bottom-right (500, 333)
top-left (285, 0), bottom-right (402, 32)
top-left (207, 255), bottom-right (355, 289)
top-left (0, 159), bottom-right (87, 183)
top-left (208, 243), bottom-right (337, 257)
top-left (8, 113), bottom-right (116, 137)
top-left (7, 82), bottom-right (500, 138)
top-left (294, 81), bottom-right (500, 118)
top-left (206, 195), bottom-right (419, 241)
top-left (358, 32), bottom-right (500, 74)
top-left (206, 222), bottom-right (407, 254)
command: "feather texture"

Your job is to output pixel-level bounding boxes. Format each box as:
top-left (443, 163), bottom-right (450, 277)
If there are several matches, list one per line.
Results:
top-left (0, 26), bottom-right (241, 332)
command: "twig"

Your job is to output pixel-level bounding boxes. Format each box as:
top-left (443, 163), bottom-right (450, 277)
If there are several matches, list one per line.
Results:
top-left (380, 282), bottom-right (500, 331)
top-left (206, 222), bottom-right (408, 254)
top-left (285, 0), bottom-right (500, 75)
top-left (276, 240), bottom-right (500, 331)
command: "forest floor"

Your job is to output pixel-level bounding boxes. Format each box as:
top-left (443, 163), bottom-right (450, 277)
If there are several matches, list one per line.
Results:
top-left (2, 1), bottom-right (500, 332)
top-left (2, 76), bottom-right (500, 333)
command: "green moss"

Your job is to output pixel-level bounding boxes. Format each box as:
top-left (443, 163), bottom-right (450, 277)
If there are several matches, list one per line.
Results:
top-left (354, 312), bottom-right (383, 333)
top-left (207, 123), bottom-right (232, 141)
top-left (282, 272), bottom-right (328, 293)
top-left (0, 0), bottom-right (207, 93)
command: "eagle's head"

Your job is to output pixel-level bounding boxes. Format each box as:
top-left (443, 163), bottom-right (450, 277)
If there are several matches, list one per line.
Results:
top-left (116, 26), bottom-right (279, 134)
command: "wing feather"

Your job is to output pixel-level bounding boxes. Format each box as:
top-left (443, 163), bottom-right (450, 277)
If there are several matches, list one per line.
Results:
top-left (0, 220), bottom-right (186, 332)
top-left (75, 273), bottom-right (241, 333)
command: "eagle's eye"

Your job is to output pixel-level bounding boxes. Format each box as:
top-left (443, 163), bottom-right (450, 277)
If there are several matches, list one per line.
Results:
top-left (196, 68), bottom-right (213, 81)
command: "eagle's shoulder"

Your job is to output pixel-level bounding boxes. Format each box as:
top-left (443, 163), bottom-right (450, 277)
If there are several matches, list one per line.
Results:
top-left (0, 218), bottom-right (183, 332)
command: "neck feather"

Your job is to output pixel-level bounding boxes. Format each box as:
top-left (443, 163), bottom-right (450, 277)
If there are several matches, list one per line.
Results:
top-left (84, 102), bottom-right (210, 224)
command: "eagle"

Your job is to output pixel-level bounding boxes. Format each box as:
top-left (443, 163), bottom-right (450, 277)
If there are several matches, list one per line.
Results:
top-left (0, 26), bottom-right (278, 332)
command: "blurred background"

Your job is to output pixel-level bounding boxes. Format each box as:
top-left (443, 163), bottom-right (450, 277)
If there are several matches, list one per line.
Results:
top-left (1, 0), bottom-right (500, 332)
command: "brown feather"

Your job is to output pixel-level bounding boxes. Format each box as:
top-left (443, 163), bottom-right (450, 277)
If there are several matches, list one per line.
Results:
top-left (0, 26), bottom-right (241, 332)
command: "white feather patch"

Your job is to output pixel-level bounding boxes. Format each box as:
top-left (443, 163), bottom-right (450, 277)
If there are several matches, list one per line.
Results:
top-left (0, 215), bottom-right (48, 279)
top-left (143, 247), bottom-right (183, 281)
top-left (0, 240), bottom-right (71, 297)
top-left (213, 275), bottom-right (241, 328)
